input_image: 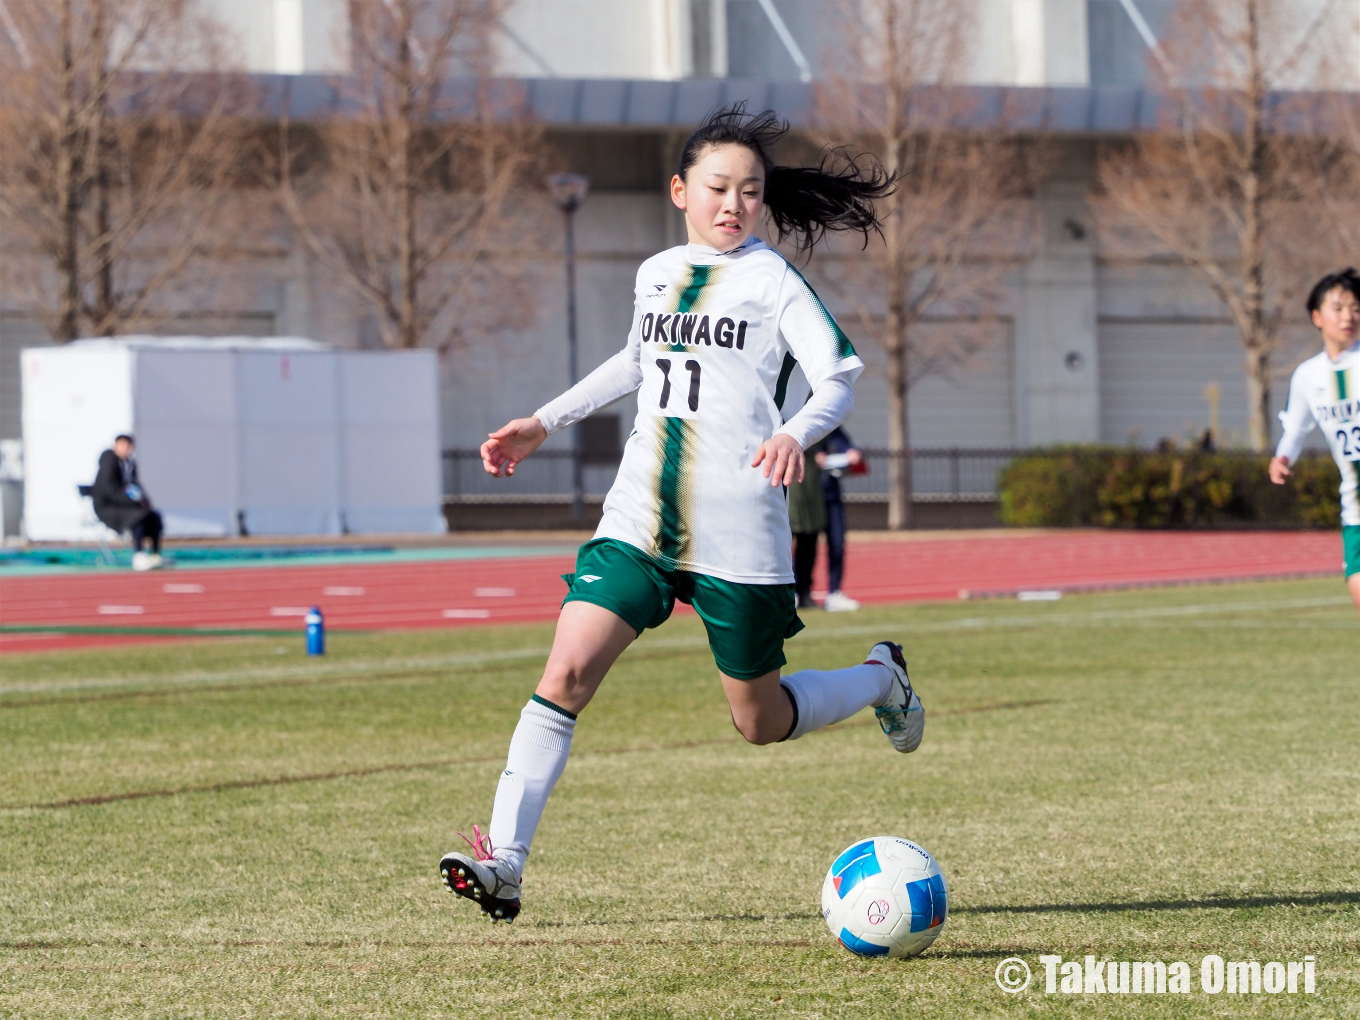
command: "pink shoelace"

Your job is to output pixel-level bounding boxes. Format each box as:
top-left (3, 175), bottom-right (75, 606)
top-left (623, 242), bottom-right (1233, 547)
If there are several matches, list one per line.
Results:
top-left (456, 824), bottom-right (496, 862)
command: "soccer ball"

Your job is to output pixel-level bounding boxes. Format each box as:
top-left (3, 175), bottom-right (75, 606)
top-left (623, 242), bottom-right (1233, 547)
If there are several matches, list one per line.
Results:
top-left (821, 836), bottom-right (947, 958)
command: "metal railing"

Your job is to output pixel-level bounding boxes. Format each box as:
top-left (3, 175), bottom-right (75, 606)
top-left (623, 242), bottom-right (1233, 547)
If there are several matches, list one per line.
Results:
top-left (442, 447), bottom-right (1023, 504)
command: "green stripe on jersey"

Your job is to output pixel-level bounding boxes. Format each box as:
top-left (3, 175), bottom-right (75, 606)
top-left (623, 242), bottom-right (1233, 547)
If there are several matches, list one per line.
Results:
top-left (1338, 369), bottom-right (1349, 401)
top-left (668, 265), bottom-right (722, 352)
top-left (676, 265), bottom-right (716, 313)
top-left (782, 259), bottom-right (855, 360)
top-left (653, 416), bottom-right (697, 568)
top-left (1347, 459), bottom-right (1360, 522)
top-left (773, 352), bottom-right (798, 410)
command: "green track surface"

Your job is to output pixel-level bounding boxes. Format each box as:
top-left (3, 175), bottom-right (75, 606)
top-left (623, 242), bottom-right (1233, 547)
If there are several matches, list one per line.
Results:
top-left (2, 579), bottom-right (1357, 1017)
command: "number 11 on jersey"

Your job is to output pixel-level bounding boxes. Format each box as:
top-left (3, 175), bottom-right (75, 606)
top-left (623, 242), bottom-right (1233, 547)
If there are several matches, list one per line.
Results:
top-left (652, 357), bottom-right (701, 417)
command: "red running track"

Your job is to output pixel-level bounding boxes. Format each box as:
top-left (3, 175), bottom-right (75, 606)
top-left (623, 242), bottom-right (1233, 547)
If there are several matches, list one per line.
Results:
top-left (0, 530), bottom-right (1343, 654)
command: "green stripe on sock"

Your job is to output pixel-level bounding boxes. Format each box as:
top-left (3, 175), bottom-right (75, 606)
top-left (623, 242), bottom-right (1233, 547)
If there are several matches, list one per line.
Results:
top-left (531, 693), bottom-right (577, 720)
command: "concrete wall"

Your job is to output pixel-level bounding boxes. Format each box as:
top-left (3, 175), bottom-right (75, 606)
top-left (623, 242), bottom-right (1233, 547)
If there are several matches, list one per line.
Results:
top-left (502, 0), bottom-right (1094, 86)
top-left (197, 0), bottom-right (1359, 87)
top-left (1011, 0), bottom-right (1089, 86)
top-left (204, 0), bottom-right (349, 73)
top-left (1013, 157), bottom-right (1100, 445)
top-left (499, 0), bottom-right (684, 79)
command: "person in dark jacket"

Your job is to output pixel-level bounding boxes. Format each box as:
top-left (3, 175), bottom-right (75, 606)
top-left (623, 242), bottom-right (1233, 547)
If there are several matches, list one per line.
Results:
top-left (788, 441), bottom-right (826, 609)
top-left (93, 435), bottom-right (163, 570)
top-left (816, 426), bottom-right (861, 611)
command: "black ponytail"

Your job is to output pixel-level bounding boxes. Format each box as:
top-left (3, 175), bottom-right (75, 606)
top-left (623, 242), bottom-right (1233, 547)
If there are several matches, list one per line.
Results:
top-left (677, 103), bottom-right (895, 255)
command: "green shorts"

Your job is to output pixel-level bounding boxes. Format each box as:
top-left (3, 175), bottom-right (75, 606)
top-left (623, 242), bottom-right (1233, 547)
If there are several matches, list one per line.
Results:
top-left (562, 538), bottom-right (804, 680)
top-left (1344, 526), bottom-right (1360, 578)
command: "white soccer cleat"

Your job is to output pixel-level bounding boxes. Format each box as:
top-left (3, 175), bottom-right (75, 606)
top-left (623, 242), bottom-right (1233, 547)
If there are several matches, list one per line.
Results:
top-left (131, 551), bottom-right (154, 572)
top-left (439, 825), bottom-right (521, 923)
top-left (867, 640), bottom-right (924, 753)
top-left (823, 590), bottom-right (861, 612)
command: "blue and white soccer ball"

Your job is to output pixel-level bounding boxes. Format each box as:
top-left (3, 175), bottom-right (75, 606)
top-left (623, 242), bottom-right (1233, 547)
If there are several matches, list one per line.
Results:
top-left (821, 836), bottom-right (948, 958)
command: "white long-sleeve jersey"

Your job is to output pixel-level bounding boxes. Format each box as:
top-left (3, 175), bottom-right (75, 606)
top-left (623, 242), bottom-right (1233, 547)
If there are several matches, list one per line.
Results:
top-left (1276, 345), bottom-right (1360, 525)
top-left (534, 236), bottom-right (863, 584)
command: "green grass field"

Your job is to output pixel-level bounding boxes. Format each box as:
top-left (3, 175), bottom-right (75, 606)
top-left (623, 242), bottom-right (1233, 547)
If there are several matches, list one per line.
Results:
top-left (2, 578), bottom-right (1358, 1018)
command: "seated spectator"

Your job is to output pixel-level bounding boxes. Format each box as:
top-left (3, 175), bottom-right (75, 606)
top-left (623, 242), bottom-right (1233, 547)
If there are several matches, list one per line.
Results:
top-left (93, 434), bottom-right (164, 571)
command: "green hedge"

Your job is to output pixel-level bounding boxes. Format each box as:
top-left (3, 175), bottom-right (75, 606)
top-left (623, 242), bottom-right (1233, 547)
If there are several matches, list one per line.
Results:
top-left (998, 448), bottom-right (1340, 528)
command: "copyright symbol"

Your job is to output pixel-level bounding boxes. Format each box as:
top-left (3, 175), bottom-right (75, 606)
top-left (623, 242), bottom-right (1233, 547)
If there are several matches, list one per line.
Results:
top-left (995, 957), bottom-right (1031, 993)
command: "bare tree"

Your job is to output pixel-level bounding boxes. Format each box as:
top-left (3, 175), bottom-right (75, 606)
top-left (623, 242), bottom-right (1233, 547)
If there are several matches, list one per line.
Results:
top-left (0, 0), bottom-right (243, 341)
top-left (814, 0), bottom-right (1034, 529)
top-left (1306, 75), bottom-right (1360, 279)
top-left (278, 0), bottom-right (544, 353)
top-left (1094, 0), bottom-right (1345, 451)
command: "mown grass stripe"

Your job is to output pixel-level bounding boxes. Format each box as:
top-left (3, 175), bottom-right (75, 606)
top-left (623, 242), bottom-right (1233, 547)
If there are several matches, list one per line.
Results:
top-left (0, 646), bottom-right (555, 697)
top-left (4, 701), bottom-right (1054, 812)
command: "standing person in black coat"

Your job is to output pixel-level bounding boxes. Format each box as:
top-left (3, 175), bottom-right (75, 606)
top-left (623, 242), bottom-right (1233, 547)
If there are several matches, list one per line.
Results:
top-left (791, 426), bottom-right (864, 611)
top-left (92, 435), bottom-right (164, 570)
top-left (788, 440), bottom-right (826, 610)
top-left (817, 426), bottom-right (862, 612)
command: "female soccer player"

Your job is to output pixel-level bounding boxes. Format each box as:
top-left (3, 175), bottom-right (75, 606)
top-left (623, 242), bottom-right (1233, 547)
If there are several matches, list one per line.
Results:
top-left (440, 106), bottom-right (924, 922)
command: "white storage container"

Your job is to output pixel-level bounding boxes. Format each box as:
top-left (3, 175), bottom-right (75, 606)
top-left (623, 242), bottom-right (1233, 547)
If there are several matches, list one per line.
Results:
top-left (21, 337), bottom-right (444, 539)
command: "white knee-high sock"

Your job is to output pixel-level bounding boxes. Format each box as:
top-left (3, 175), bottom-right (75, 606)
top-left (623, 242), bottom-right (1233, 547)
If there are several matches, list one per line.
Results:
top-left (780, 663), bottom-right (892, 741)
top-left (486, 696), bottom-right (576, 879)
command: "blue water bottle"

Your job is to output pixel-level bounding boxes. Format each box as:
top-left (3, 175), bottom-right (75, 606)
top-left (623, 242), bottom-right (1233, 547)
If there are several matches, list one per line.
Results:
top-left (305, 606), bottom-right (325, 656)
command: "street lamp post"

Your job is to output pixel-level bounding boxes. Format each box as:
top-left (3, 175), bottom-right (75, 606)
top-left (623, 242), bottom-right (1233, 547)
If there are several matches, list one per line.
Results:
top-left (547, 172), bottom-right (591, 523)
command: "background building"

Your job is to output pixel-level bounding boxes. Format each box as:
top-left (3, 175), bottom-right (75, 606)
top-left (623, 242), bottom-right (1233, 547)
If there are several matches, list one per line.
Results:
top-left (0, 0), bottom-right (1346, 527)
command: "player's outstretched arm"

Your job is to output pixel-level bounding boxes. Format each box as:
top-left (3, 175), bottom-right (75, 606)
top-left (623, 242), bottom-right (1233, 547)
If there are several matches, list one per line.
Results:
top-left (1272, 367), bottom-right (1314, 483)
top-left (481, 417), bottom-right (548, 477)
top-left (752, 433), bottom-right (805, 487)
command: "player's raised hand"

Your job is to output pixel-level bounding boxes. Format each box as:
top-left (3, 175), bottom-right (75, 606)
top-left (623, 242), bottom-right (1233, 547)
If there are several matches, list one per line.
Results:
top-left (1269, 455), bottom-right (1293, 485)
top-left (751, 433), bottom-right (804, 487)
top-left (481, 417), bottom-right (548, 477)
